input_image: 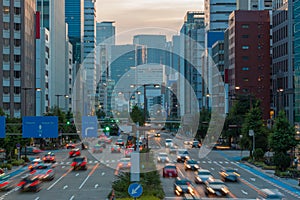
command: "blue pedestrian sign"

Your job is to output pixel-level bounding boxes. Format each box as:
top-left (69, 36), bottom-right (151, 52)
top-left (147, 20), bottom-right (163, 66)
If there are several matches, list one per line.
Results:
top-left (128, 183), bottom-right (143, 198)
top-left (22, 116), bottom-right (58, 138)
top-left (0, 116), bottom-right (5, 138)
top-left (81, 116), bottom-right (98, 138)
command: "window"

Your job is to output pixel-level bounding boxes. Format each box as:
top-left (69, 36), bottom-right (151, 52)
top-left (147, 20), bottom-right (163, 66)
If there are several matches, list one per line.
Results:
top-left (14, 71), bottom-right (21, 79)
top-left (243, 78), bottom-right (249, 82)
top-left (14, 55), bottom-right (21, 63)
top-left (14, 87), bottom-right (21, 94)
top-left (242, 67), bottom-right (249, 71)
top-left (14, 39), bottom-right (21, 47)
top-left (14, 103), bottom-right (21, 110)
top-left (3, 54), bottom-right (10, 62)
top-left (3, 87), bottom-right (10, 94)
top-left (14, 23), bottom-right (21, 31)
top-left (14, 7), bottom-right (21, 15)
top-left (3, 6), bottom-right (9, 14)
top-left (3, 71), bottom-right (10, 79)
top-left (242, 24), bottom-right (249, 28)
top-left (3, 38), bottom-right (10, 46)
top-left (242, 35), bottom-right (249, 38)
top-left (242, 46), bottom-right (249, 50)
top-left (242, 56), bottom-right (249, 61)
top-left (3, 103), bottom-right (10, 110)
top-left (3, 22), bottom-right (9, 30)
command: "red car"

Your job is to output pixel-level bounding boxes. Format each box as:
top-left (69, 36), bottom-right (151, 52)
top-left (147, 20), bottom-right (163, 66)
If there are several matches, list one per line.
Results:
top-left (66, 143), bottom-right (76, 149)
top-left (69, 148), bottom-right (81, 158)
top-left (115, 139), bottom-right (124, 147)
top-left (163, 164), bottom-right (178, 178)
top-left (111, 145), bottom-right (121, 153)
top-left (42, 152), bottom-right (56, 163)
top-left (71, 157), bottom-right (87, 170)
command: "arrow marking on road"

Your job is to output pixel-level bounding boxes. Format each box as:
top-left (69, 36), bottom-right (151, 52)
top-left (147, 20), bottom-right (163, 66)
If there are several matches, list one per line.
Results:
top-left (250, 178), bottom-right (256, 181)
top-left (241, 190), bottom-right (248, 195)
top-left (101, 172), bottom-right (105, 176)
top-left (95, 184), bottom-right (99, 189)
top-left (76, 173), bottom-right (79, 176)
top-left (131, 184), bottom-right (141, 194)
top-left (63, 185), bottom-right (68, 190)
top-left (34, 197), bottom-right (40, 200)
top-left (69, 195), bottom-right (75, 200)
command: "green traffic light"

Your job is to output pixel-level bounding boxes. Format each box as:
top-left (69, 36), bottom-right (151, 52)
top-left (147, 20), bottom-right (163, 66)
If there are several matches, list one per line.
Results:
top-left (105, 126), bottom-right (110, 131)
top-left (67, 121), bottom-right (70, 125)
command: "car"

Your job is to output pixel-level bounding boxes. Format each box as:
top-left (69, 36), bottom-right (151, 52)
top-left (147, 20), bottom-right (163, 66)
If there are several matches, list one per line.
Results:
top-left (0, 173), bottom-right (14, 191)
top-left (169, 145), bottom-right (178, 154)
top-left (177, 149), bottom-right (189, 162)
top-left (213, 143), bottom-right (231, 150)
top-left (257, 188), bottom-right (285, 200)
top-left (174, 177), bottom-right (195, 196)
top-left (191, 141), bottom-right (201, 148)
top-left (204, 178), bottom-right (229, 197)
top-left (124, 147), bottom-right (134, 157)
top-left (219, 167), bottom-right (240, 182)
top-left (42, 152), bottom-right (56, 163)
top-left (18, 175), bottom-right (42, 192)
top-left (117, 158), bottom-right (131, 169)
top-left (30, 163), bottom-right (55, 181)
top-left (194, 169), bottom-right (214, 184)
top-left (71, 157), bottom-right (87, 170)
top-left (20, 146), bottom-right (43, 155)
top-left (154, 132), bottom-right (161, 137)
top-left (184, 159), bottom-right (199, 171)
top-left (28, 158), bottom-right (43, 171)
top-left (165, 139), bottom-right (173, 148)
top-left (111, 145), bottom-right (121, 153)
top-left (105, 137), bottom-right (113, 144)
top-left (157, 152), bottom-right (170, 163)
top-left (163, 164), bottom-right (178, 178)
top-left (66, 142), bottom-right (76, 149)
top-left (92, 144), bottom-right (104, 153)
top-left (115, 138), bottom-right (125, 147)
top-left (69, 148), bottom-right (81, 158)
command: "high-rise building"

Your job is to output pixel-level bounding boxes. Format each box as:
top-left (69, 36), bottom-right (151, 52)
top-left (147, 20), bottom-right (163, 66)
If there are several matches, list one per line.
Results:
top-left (37, 0), bottom-right (70, 112)
top-left (1, 0), bottom-right (36, 117)
top-left (96, 21), bottom-right (115, 45)
top-left (65, 0), bottom-right (84, 64)
top-left (237, 0), bottom-right (272, 10)
top-left (228, 10), bottom-right (271, 120)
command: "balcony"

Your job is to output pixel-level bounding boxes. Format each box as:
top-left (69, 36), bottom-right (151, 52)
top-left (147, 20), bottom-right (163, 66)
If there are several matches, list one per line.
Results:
top-left (14, 0), bottom-right (21, 7)
top-left (3, 63), bottom-right (10, 70)
top-left (2, 79), bottom-right (10, 86)
top-left (3, 15), bottom-right (10, 22)
top-left (14, 15), bottom-right (21, 23)
top-left (14, 95), bottom-right (21, 102)
top-left (3, 95), bottom-right (10, 102)
top-left (14, 64), bottom-right (21, 71)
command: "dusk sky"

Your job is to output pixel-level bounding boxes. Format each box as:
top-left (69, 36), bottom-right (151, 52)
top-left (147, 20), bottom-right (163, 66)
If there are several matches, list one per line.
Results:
top-left (96, 0), bottom-right (203, 44)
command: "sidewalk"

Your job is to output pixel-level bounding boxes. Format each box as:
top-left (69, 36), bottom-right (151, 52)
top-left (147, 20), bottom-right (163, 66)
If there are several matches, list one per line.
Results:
top-left (243, 161), bottom-right (300, 190)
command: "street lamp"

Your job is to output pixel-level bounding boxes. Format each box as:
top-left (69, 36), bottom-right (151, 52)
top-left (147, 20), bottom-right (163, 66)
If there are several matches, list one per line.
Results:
top-left (22, 87), bottom-right (41, 116)
top-left (55, 94), bottom-right (69, 110)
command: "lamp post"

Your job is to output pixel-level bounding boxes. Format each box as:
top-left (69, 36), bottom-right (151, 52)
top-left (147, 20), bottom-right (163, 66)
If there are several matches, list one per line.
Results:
top-left (55, 94), bottom-right (69, 110)
top-left (277, 88), bottom-right (284, 114)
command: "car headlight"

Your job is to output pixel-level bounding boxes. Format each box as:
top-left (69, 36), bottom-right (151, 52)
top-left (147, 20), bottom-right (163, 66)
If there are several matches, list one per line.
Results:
top-left (194, 165), bottom-right (199, 169)
top-left (177, 156), bottom-right (181, 159)
top-left (196, 177), bottom-right (202, 182)
top-left (221, 187), bottom-right (229, 194)
top-left (176, 186), bottom-right (182, 192)
top-left (186, 165), bottom-right (191, 168)
top-left (185, 156), bottom-right (190, 159)
top-left (207, 187), bottom-right (215, 194)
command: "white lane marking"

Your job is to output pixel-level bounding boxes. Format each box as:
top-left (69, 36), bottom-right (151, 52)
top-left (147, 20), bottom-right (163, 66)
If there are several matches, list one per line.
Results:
top-left (47, 175), bottom-right (65, 190)
top-left (211, 168), bottom-right (215, 171)
top-left (34, 197), bottom-right (40, 200)
top-left (66, 162), bottom-right (70, 164)
top-left (63, 185), bottom-right (68, 190)
top-left (208, 161), bottom-right (212, 164)
top-left (250, 178), bottom-right (256, 182)
top-left (219, 161), bottom-right (223, 164)
top-left (225, 161), bottom-right (229, 164)
top-left (178, 168), bottom-right (185, 177)
top-left (69, 195), bottom-right (75, 200)
top-left (94, 160), bottom-right (98, 163)
top-left (241, 190), bottom-right (248, 195)
top-left (75, 173), bottom-right (79, 176)
top-left (101, 172), bottom-right (105, 176)
top-left (202, 161), bottom-right (206, 163)
top-left (89, 161), bottom-right (93, 163)
top-left (95, 184), bottom-right (99, 189)
top-left (79, 175), bottom-right (90, 189)
top-left (62, 166), bottom-right (65, 169)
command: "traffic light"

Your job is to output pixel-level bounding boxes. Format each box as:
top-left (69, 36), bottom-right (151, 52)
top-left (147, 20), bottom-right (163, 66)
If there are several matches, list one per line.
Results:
top-left (66, 121), bottom-right (70, 125)
top-left (105, 126), bottom-right (110, 132)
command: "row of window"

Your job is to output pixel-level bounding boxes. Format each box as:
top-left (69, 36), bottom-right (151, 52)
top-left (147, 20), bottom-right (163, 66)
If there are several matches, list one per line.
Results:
top-left (3, 54), bottom-right (21, 63)
top-left (3, 38), bottom-right (21, 47)
top-left (273, 25), bottom-right (288, 43)
top-left (3, 22), bottom-right (21, 31)
top-left (3, 6), bottom-right (21, 15)
top-left (2, 70), bottom-right (21, 79)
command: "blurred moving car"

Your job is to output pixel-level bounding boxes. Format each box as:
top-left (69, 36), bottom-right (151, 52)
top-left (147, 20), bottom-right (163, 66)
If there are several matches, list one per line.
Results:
top-left (165, 139), bottom-right (173, 148)
top-left (169, 145), bottom-right (178, 154)
top-left (184, 159), bottom-right (199, 171)
top-left (177, 149), bottom-right (189, 162)
top-left (92, 144), bottom-right (104, 153)
top-left (66, 142), bottom-right (76, 149)
top-left (191, 141), bottom-right (201, 148)
top-left (115, 139), bottom-right (125, 147)
top-left (28, 158), bottom-right (43, 171)
top-left (18, 175), bottom-right (42, 192)
top-left (194, 169), bottom-right (214, 184)
top-left (69, 148), bottom-right (81, 158)
top-left (173, 177), bottom-right (195, 196)
top-left (117, 158), bottom-right (131, 169)
top-left (0, 173), bottom-right (14, 191)
top-left (154, 132), bottom-right (161, 137)
top-left (219, 167), bottom-right (240, 182)
top-left (43, 152), bottom-right (56, 163)
top-left (257, 189), bottom-right (285, 200)
top-left (163, 164), bottom-right (178, 178)
top-left (204, 178), bottom-right (229, 197)
top-left (71, 157), bottom-right (87, 170)
top-left (30, 163), bottom-right (55, 181)
top-left (157, 152), bottom-right (170, 163)
top-left (21, 147), bottom-right (43, 155)
top-left (111, 145), bottom-right (121, 153)
top-left (124, 148), bottom-right (134, 158)
top-left (105, 137), bottom-right (113, 144)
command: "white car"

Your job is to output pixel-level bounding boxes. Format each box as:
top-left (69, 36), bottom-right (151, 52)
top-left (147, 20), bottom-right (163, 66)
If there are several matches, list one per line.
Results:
top-left (165, 139), bottom-right (173, 148)
top-left (157, 152), bottom-right (170, 163)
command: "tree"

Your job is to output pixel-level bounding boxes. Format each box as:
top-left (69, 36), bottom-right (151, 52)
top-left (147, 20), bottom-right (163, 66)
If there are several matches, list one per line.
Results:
top-left (130, 105), bottom-right (145, 126)
top-left (96, 108), bottom-right (106, 119)
top-left (196, 109), bottom-right (211, 140)
top-left (240, 101), bottom-right (270, 157)
top-left (269, 110), bottom-right (298, 153)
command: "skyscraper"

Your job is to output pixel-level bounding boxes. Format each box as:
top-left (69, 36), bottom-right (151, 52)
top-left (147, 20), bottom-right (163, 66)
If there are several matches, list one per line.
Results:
top-left (1, 0), bottom-right (36, 117)
top-left (96, 21), bottom-right (115, 45)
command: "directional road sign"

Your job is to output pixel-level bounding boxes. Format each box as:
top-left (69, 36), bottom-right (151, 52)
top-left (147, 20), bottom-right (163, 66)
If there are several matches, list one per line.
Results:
top-left (22, 116), bottom-right (58, 138)
top-left (0, 116), bottom-right (5, 138)
top-left (128, 183), bottom-right (143, 198)
top-left (81, 116), bottom-right (98, 138)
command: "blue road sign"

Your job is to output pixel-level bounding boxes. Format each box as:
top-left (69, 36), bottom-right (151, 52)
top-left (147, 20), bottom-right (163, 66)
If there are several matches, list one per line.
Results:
top-left (128, 183), bottom-right (143, 198)
top-left (81, 116), bottom-right (98, 138)
top-left (0, 116), bottom-right (5, 138)
top-left (22, 116), bottom-right (58, 138)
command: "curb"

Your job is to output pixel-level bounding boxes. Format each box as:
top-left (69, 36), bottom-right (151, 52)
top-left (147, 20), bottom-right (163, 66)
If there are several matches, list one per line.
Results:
top-left (243, 161), bottom-right (300, 190)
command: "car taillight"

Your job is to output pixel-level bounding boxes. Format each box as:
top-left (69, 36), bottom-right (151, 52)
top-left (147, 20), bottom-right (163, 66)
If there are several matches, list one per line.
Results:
top-left (43, 157), bottom-right (46, 160)
top-left (17, 181), bottom-right (26, 187)
top-left (50, 157), bottom-right (54, 160)
top-left (0, 181), bottom-right (9, 187)
top-left (30, 180), bottom-right (40, 187)
top-left (47, 169), bottom-right (53, 174)
top-left (30, 170), bottom-right (36, 174)
top-left (71, 162), bottom-right (76, 166)
top-left (80, 162), bottom-right (87, 166)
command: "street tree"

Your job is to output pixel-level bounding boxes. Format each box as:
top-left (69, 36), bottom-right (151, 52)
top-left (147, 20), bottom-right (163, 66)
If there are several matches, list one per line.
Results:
top-left (130, 105), bottom-right (145, 126)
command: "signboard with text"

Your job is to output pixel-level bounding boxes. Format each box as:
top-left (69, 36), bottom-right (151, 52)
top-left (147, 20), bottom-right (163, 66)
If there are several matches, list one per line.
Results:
top-left (81, 116), bottom-right (98, 138)
top-left (0, 116), bottom-right (5, 138)
top-left (22, 116), bottom-right (58, 138)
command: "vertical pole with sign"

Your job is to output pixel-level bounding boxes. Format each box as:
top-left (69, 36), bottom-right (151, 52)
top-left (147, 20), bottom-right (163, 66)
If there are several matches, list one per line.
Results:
top-left (131, 123), bottom-right (140, 182)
